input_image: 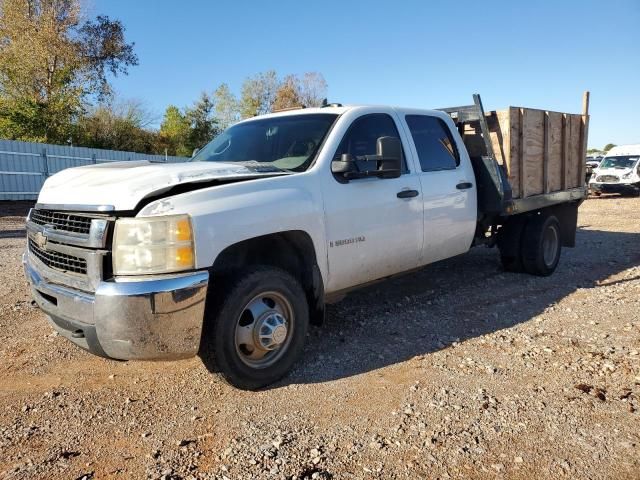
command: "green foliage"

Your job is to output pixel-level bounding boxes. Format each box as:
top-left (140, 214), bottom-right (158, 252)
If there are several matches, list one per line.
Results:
top-left (76, 100), bottom-right (157, 153)
top-left (0, 0), bottom-right (137, 143)
top-left (159, 106), bottom-right (191, 157)
top-left (239, 70), bottom-right (278, 118)
top-left (587, 148), bottom-right (605, 155)
top-left (185, 92), bottom-right (219, 151)
top-left (238, 71), bottom-right (327, 118)
top-left (0, 94), bottom-right (80, 143)
top-left (158, 94), bottom-right (219, 156)
top-left (214, 84), bottom-right (239, 130)
top-left (603, 143), bottom-right (616, 152)
top-left (0, 1), bottom-right (329, 160)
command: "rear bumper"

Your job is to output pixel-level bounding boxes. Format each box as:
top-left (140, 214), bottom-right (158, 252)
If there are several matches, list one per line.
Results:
top-left (590, 181), bottom-right (640, 194)
top-left (23, 253), bottom-right (209, 360)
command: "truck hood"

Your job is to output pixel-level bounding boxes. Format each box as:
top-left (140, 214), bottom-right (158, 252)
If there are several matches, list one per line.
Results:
top-left (37, 161), bottom-right (288, 211)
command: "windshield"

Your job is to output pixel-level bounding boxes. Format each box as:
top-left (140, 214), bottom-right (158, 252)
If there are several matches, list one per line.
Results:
top-left (599, 156), bottom-right (639, 169)
top-left (191, 113), bottom-right (338, 172)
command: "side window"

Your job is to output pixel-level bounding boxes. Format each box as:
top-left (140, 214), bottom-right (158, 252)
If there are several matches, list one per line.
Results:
top-left (405, 115), bottom-right (459, 172)
top-left (334, 114), bottom-right (407, 173)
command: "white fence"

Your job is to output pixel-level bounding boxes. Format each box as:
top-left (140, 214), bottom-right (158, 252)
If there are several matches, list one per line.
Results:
top-left (0, 139), bottom-right (188, 200)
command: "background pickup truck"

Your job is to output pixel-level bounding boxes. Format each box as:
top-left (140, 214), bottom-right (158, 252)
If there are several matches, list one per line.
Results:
top-left (24, 94), bottom-right (589, 389)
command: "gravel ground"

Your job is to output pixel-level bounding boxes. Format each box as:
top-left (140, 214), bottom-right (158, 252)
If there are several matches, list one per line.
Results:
top-left (0, 197), bottom-right (639, 479)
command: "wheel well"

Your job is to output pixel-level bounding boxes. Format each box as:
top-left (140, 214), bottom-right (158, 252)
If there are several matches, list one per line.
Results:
top-left (211, 231), bottom-right (325, 324)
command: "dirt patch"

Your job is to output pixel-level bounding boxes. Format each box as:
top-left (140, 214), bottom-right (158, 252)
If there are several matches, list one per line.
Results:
top-left (0, 196), bottom-right (639, 479)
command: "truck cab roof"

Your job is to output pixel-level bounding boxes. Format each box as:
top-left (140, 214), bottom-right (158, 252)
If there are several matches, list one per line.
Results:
top-left (235, 105), bottom-right (450, 123)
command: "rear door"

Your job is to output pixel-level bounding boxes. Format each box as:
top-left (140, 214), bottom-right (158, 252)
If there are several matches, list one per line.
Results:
top-left (400, 112), bottom-right (477, 265)
top-left (322, 112), bottom-right (423, 292)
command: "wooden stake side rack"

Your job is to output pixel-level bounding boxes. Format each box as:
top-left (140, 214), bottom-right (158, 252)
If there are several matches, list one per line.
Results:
top-left (439, 93), bottom-right (589, 215)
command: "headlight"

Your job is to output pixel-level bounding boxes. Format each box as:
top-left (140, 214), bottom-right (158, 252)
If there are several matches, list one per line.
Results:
top-left (622, 172), bottom-right (632, 179)
top-left (113, 214), bottom-right (195, 275)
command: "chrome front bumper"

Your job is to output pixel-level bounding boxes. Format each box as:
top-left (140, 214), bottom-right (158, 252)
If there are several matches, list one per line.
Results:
top-left (23, 253), bottom-right (209, 360)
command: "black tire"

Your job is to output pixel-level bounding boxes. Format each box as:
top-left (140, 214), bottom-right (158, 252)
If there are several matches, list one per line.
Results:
top-left (203, 266), bottom-right (308, 390)
top-left (497, 217), bottom-right (526, 272)
top-left (521, 214), bottom-right (561, 276)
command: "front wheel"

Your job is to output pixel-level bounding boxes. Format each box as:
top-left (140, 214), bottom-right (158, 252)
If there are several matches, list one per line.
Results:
top-left (521, 214), bottom-right (562, 276)
top-left (204, 266), bottom-right (309, 390)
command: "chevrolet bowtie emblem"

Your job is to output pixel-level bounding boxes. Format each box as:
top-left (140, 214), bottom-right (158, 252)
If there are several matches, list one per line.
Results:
top-left (33, 231), bottom-right (47, 249)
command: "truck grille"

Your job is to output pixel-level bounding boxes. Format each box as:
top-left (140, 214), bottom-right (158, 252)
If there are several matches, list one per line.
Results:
top-left (596, 175), bottom-right (619, 183)
top-left (30, 209), bottom-right (93, 235)
top-left (28, 238), bottom-right (88, 275)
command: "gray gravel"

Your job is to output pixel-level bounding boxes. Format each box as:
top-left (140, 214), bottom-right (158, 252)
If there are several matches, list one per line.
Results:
top-left (0, 197), bottom-right (639, 479)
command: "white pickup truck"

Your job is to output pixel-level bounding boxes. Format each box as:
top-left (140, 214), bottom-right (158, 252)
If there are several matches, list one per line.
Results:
top-left (24, 96), bottom-right (587, 389)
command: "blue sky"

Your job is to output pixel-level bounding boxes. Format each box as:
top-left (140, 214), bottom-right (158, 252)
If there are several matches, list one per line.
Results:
top-left (94, 0), bottom-right (640, 149)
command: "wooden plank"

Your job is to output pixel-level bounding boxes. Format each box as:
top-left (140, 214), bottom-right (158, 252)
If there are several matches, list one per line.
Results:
top-left (547, 111), bottom-right (563, 192)
top-left (543, 112), bottom-right (550, 193)
top-left (510, 107), bottom-right (522, 198)
top-left (487, 109), bottom-right (511, 166)
top-left (561, 114), bottom-right (569, 190)
top-left (568, 114), bottom-right (582, 188)
top-left (582, 91), bottom-right (590, 116)
top-left (580, 115), bottom-right (589, 186)
top-left (521, 108), bottom-right (545, 196)
top-left (579, 91), bottom-right (590, 187)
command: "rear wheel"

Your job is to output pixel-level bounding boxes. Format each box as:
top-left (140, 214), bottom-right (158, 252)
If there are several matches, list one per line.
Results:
top-left (203, 266), bottom-right (309, 390)
top-left (521, 214), bottom-right (561, 276)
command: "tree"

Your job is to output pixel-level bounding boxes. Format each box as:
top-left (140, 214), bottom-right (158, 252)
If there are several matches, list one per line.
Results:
top-left (587, 148), bottom-right (605, 155)
top-left (77, 15), bottom-right (138, 101)
top-left (213, 83), bottom-right (239, 130)
top-left (239, 70), bottom-right (278, 118)
top-left (0, 0), bottom-right (138, 143)
top-left (272, 75), bottom-right (301, 111)
top-left (299, 72), bottom-right (328, 108)
top-left (603, 143), bottom-right (616, 152)
top-left (158, 105), bottom-right (191, 156)
top-left (185, 92), bottom-right (218, 151)
top-left (158, 94), bottom-right (219, 156)
top-left (76, 99), bottom-right (157, 152)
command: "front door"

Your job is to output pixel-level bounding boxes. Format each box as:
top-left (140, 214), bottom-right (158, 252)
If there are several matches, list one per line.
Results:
top-left (322, 113), bottom-right (423, 293)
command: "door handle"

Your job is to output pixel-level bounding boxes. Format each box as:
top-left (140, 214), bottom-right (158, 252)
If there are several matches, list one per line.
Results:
top-left (456, 182), bottom-right (473, 190)
top-left (397, 189), bottom-right (419, 199)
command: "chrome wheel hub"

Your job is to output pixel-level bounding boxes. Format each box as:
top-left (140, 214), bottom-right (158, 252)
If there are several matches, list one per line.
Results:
top-left (234, 291), bottom-right (294, 368)
top-left (256, 313), bottom-right (288, 350)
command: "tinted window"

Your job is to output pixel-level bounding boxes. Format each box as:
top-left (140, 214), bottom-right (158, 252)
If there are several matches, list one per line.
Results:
top-left (406, 115), bottom-right (459, 171)
top-left (334, 114), bottom-right (406, 172)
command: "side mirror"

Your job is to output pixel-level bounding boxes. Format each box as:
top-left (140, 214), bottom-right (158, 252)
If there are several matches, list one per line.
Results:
top-left (375, 136), bottom-right (402, 179)
top-left (331, 153), bottom-right (355, 174)
top-left (331, 137), bottom-right (403, 180)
